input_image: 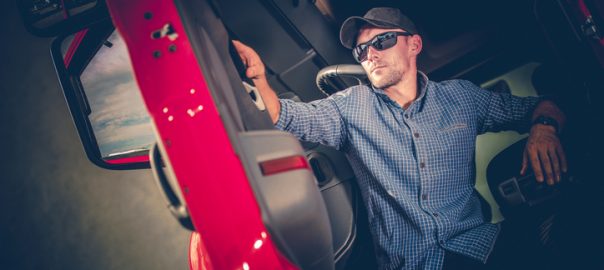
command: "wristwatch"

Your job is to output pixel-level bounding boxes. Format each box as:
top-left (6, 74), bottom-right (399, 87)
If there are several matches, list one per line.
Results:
top-left (532, 115), bottom-right (560, 134)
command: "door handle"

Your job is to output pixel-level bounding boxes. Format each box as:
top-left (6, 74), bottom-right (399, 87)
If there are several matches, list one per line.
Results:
top-left (149, 143), bottom-right (195, 231)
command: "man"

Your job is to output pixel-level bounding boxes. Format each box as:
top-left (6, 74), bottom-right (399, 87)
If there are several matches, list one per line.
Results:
top-left (234, 7), bottom-right (567, 270)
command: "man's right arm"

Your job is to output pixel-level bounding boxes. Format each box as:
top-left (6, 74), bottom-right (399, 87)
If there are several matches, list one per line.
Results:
top-left (232, 40), bottom-right (348, 149)
top-left (232, 40), bottom-right (281, 124)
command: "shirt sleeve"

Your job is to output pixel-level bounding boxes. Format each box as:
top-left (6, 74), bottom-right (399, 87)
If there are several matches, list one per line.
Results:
top-left (461, 80), bottom-right (541, 134)
top-left (274, 95), bottom-right (348, 149)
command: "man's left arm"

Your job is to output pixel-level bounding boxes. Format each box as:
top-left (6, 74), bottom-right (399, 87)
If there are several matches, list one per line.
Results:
top-left (463, 80), bottom-right (567, 185)
top-left (521, 100), bottom-right (567, 185)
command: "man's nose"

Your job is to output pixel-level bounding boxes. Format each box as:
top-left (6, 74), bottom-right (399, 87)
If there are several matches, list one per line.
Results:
top-left (366, 45), bottom-right (380, 61)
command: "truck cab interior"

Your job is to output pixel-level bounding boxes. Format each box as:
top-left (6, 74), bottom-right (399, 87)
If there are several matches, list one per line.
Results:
top-left (219, 0), bottom-right (604, 268)
top-left (206, 0), bottom-right (604, 268)
top-left (21, 0), bottom-right (604, 269)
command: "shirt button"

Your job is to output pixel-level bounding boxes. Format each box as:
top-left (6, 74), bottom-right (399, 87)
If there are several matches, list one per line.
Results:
top-left (404, 114), bottom-right (409, 119)
top-left (413, 132), bottom-right (420, 138)
top-left (422, 194), bottom-right (428, 200)
top-left (432, 212), bottom-right (438, 217)
top-left (420, 162), bottom-right (426, 169)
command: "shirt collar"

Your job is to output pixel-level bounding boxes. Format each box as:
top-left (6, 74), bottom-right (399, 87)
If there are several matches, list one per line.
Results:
top-left (371, 71), bottom-right (430, 110)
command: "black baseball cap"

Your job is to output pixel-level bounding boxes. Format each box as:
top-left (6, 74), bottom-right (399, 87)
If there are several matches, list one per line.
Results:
top-left (340, 7), bottom-right (418, 49)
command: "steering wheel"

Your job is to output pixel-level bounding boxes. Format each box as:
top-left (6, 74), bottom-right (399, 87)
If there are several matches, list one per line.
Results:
top-left (315, 64), bottom-right (367, 95)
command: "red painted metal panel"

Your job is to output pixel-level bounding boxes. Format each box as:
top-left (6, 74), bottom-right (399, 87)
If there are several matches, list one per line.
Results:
top-left (569, 0), bottom-right (604, 67)
top-left (577, 0), bottom-right (604, 45)
top-left (105, 155), bottom-right (149, 164)
top-left (64, 28), bottom-right (88, 67)
top-left (104, 1), bottom-right (297, 269)
top-left (189, 232), bottom-right (212, 270)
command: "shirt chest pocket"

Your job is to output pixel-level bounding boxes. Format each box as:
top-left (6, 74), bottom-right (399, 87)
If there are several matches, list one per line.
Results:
top-left (435, 123), bottom-right (474, 166)
top-left (441, 123), bottom-right (467, 132)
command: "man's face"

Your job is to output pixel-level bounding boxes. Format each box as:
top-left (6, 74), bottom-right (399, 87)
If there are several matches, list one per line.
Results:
top-left (355, 27), bottom-right (416, 89)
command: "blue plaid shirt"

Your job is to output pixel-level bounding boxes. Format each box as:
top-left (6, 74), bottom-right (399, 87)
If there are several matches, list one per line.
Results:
top-left (275, 71), bottom-right (540, 269)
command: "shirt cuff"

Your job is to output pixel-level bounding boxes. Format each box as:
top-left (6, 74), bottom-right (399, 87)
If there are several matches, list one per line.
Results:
top-left (274, 99), bottom-right (290, 130)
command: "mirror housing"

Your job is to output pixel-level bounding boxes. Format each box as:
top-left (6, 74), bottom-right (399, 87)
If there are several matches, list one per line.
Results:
top-left (17, 0), bottom-right (109, 37)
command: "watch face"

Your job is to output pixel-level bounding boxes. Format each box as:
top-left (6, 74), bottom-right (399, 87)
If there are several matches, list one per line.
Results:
top-left (533, 116), bottom-right (559, 133)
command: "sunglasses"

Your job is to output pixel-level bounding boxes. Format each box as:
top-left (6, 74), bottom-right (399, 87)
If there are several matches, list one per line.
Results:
top-left (352, 31), bottom-right (413, 63)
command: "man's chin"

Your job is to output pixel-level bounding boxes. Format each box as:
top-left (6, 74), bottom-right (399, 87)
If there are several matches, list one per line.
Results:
top-left (370, 79), bottom-right (389, 89)
top-left (369, 73), bottom-right (401, 90)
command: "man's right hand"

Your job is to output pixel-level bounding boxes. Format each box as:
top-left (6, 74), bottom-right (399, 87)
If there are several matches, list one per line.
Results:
top-left (233, 40), bottom-right (266, 82)
top-left (232, 40), bottom-right (281, 124)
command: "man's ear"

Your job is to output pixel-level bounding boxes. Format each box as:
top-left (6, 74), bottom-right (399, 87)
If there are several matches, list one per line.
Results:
top-left (409, 35), bottom-right (423, 56)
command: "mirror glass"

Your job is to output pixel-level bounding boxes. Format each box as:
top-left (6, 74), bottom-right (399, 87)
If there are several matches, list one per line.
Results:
top-left (76, 30), bottom-right (155, 162)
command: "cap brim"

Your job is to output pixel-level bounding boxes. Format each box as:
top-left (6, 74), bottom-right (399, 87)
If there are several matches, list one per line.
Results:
top-left (339, 17), bottom-right (401, 49)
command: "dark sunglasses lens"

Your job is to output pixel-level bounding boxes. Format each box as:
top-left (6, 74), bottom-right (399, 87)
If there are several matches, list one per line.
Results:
top-left (378, 33), bottom-right (398, 50)
top-left (353, 44), bottom-right (368, 62)
top-left (353, 32), bottom-right (402, 62)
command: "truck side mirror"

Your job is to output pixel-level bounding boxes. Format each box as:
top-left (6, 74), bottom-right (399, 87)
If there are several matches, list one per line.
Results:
top-left (52, 22), bottom-right (154, 169)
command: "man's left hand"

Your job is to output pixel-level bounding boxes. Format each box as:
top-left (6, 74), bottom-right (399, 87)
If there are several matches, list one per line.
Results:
top-left (520, 124), bottom-right (567, 185)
